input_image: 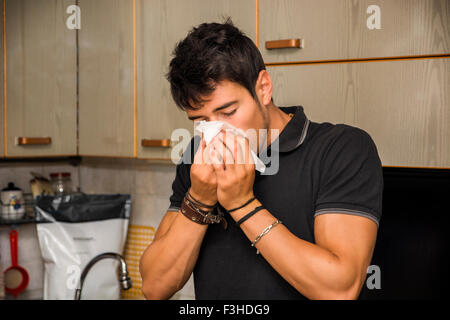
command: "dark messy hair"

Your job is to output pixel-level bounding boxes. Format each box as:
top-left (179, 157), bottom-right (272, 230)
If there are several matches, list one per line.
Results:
top-left (166, 18), bottom-right (267, 111)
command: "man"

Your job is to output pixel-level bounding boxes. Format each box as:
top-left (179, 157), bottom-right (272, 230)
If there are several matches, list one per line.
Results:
top-left (139, 19), bottom-right (383, 300)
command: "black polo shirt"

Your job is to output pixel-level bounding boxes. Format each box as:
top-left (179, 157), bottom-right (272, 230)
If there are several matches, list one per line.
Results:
top-left (167, 105), bottom-right (383, 299)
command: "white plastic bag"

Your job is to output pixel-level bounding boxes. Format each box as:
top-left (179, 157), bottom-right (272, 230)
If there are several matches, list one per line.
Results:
top-left (35, 194), bottom-right (130, 300)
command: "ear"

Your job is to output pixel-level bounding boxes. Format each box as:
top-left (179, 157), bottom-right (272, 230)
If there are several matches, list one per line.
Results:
top-left (255, 70), bottom-right (273, 107)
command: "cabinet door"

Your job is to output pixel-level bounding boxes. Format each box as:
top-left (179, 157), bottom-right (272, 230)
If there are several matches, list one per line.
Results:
top-left (267, 58), bottom-right (450, 168)
top-left (260, 0), bottom-right (450, 64)
top-left (78, 0), bottom-right (134, 157)
top-left (5, 0), bottom-right (77, 157)
top-left (1, 8), bottom-right (3, 158)
top-left (137, 0), bottom-right (256, 160)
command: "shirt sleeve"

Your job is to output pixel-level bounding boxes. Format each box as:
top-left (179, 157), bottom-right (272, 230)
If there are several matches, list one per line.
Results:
top-left (167, 163), bottom-right (190, 212)
top-left (167, 137), bottom-right (197, 212)
top-left (314, 126), bottom-right (384, 226)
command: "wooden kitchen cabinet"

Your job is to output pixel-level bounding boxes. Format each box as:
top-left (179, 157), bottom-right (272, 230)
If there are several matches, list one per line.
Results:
top-left (4, 0), bottom-right (77, 157)
top-left (267, 57), bottom-right (450, 168)
top-left (136, 0), bottom-right (256, 160)
top-left (78, 0), bottom-right (134, 157)
top-left (1, 8), bottom-right (4, 158)
top-left (259, 0), bottom-right (450, 64)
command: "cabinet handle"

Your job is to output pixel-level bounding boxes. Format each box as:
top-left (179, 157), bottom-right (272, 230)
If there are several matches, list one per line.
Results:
top-left (16, 137), bottom-right (52, 146)
top-left (265, 39), bottom-right (304, 50)
top-left (141, 139), bottom-right (171, 148)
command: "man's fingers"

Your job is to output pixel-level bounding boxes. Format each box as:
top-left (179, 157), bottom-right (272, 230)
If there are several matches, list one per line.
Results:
top-left (211, 145), bottom-right (226, 173)
top-left (220, 130), bottom-right (237, 165)
top-left (203, 143), bottom-right (213, 165)
top-left (242, 136), bottom-right (255, 170)
top-left (193, 137), bottom-right (205, 164)
top-left (235, 135), bottom-right (247, 165)
top-left (211, 132), bottom-right (234, 167)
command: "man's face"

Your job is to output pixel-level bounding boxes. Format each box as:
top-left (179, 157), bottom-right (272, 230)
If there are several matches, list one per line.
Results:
top-left (186, 80), bottom-right (269, 152)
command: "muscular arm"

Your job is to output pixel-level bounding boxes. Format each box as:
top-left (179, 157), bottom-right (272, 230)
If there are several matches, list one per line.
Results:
top-left (229, 200), bottom-right (378, 300)
top-left (139, 209), bottom-right (208, 300)
top-left (140, 137), bottom-right (217, 300)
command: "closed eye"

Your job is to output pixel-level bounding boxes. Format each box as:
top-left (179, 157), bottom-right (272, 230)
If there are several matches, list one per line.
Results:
top-left (223, 109), bottom-right (237, 117)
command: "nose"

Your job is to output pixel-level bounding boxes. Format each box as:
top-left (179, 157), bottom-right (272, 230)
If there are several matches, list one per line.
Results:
top-left (207, 115), bottom-right (219, 122)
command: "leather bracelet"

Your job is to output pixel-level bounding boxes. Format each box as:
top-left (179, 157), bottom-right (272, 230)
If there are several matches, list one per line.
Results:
top-left (236, 206), bottom-right (265, 227)
top-left (180, 196), bottom-right (227, 229)
top-left (227, 197), bottom-right (256, 213)
top-left (186, 191), bottom-right (217, 210)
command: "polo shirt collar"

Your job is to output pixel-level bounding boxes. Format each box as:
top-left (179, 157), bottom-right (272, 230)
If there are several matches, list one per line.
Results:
top-left (269, 105), bottom-right (310, 153)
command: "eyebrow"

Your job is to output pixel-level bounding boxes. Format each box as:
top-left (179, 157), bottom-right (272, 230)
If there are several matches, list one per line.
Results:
top-left (188, 100), bottom-right (238, 121)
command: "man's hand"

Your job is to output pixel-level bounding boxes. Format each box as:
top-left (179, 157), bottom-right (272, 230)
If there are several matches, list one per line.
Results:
top-left (209, 130), bottom-right (256, 210)
top-left (189, 136), bottom-right (218, 207)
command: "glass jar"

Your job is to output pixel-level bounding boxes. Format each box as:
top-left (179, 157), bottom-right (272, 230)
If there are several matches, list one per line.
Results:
top-left (50, 172), bottom-right (73, 195)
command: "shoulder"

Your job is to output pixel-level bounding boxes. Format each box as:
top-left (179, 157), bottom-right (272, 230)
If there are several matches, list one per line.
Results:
top-left (309, 121), bottom-right (376, 149)
top-left (306, 121), bottom-right (380, 164)
top-left (310, 121), bottom-right (371, 142)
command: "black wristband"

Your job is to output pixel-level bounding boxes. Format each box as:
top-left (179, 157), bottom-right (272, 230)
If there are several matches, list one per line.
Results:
top-left (236, 205), bottom-right (265, 227)
top-left (227, 197), bottom-right (256, 213)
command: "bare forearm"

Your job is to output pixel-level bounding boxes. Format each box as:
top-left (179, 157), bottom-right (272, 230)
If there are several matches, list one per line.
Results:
top-left (230, 202), bottom-right (362, 299)
top-left (140, 212), bottom-right (208, 299)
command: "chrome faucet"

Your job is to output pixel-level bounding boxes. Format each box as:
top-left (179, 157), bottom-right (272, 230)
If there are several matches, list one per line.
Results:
top-left (74, 252), bottom-right (132, 300)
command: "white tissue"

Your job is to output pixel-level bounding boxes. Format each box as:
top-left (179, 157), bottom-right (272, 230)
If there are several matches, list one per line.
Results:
top-left (194, 120), bottom-right (266, 173)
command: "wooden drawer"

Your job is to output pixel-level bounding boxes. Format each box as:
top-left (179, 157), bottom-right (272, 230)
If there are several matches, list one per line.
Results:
top-left (260, 0), bottom-right (450, 64)
top-left (267, 57), bottom-right (450, 168)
